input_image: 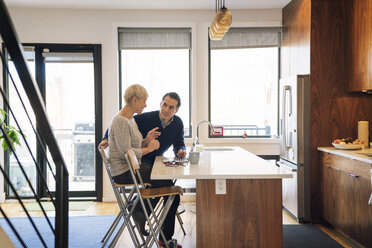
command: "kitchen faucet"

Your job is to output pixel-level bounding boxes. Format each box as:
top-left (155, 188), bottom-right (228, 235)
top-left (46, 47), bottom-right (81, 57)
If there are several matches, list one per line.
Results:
top-left (193, 120), bottom-right (214, 149)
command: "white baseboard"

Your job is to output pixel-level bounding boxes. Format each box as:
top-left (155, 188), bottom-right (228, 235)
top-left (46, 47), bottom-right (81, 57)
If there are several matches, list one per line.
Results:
top-left (0, 192), bottom-right (5, 203)
top-left (102, 196), bottom-right (116, 202)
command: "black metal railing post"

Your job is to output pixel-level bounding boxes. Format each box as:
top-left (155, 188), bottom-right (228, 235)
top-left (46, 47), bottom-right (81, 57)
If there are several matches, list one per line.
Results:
top-left (55, 161), bottom-right (69, 247)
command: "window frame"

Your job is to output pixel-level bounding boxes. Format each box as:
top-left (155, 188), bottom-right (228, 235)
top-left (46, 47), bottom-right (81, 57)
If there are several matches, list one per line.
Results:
top-left (207, 28), bottom-right (281, 139)
top-left (118, 28), bottom-right (193, 138)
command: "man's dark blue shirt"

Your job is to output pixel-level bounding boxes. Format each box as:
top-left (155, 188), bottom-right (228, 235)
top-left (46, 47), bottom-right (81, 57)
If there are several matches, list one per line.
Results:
top-left (104, 111), bottom-right (185, 164)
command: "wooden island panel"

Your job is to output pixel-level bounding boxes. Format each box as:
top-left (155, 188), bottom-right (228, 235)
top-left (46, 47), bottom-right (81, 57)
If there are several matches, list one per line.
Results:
top-left (196, 179), bottom-right (282, 248)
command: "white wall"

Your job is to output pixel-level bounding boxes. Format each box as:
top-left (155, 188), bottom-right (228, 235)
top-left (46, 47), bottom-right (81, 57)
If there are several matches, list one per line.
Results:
top-left (3, 7), bottom-right (282, 202)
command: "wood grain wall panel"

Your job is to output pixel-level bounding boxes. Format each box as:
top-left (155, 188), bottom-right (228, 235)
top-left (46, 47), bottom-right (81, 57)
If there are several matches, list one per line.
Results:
top-left (349, 0), bottom-right (372, 91)
top-left (281, 0), bottom-right (311, 78)
top-left (283, 0), bottom-right (372, 222)
top-left (310, 0), bottom-right (348, 222)
top-left (196, 179), bottom-right (282, 248)
top-left (310, 0), bottom-right (372, 221)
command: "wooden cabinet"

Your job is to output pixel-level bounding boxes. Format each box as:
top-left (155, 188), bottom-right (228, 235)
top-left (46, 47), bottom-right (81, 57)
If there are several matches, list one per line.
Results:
top-left (319, 151), bottom-right (372, 247)
top-left (320, 165), bottom-right (355, 236)
top-left (348, 0), bottom-right (372, 92)
top-left (354, 175), bottom-right (372, 246)
top-left (283, 0), bottom-right (372, 223)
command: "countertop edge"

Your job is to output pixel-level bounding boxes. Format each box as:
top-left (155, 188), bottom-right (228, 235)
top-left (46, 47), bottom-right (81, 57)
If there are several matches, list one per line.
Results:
top-left (318, 147), bottom-right (372, 164)
top-left (151, 174), bottom-right (293, 180)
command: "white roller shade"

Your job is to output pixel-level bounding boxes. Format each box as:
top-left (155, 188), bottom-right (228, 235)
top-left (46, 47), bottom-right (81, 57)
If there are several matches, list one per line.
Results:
top-left (119, 28), bottom-right (191, 50)
top-left (42, 52), bottom-right (93, 63)
top-left (210, 27), bottom-right (282, 49)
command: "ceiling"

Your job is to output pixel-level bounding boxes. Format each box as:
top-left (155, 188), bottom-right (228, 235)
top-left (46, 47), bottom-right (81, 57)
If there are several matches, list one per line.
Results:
top-left (4, 0), bottom-right (291, 10)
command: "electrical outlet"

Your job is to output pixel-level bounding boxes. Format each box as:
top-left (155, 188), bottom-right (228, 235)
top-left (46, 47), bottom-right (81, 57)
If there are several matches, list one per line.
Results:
top-left (215, 179), bottom-right (226, 194)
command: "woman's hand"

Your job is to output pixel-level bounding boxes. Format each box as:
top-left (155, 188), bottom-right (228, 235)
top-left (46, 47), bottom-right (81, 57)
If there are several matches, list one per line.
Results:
top-left (147, 139), bottom-right (160, 152)
top-left (146, 127), bottom-right (161, 140)
top-left (143, 127), bottom-right (161, 147)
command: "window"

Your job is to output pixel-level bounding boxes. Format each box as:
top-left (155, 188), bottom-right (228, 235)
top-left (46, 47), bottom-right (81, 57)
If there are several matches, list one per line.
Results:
top-left (209, 28), bottom-right (281, 138)
top-left (119, 28), bottom-right (191, 137)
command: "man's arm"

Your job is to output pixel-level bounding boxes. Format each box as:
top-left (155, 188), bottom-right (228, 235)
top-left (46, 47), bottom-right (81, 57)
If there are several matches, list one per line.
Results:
top-left (97, 128), bottom-right (109, 150)
top-left (173, 118), bottom-right (186, 157)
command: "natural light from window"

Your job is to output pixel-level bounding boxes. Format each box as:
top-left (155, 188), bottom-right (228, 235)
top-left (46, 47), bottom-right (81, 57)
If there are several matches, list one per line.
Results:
top-left (121, 49), bottom-right (190, 136)
top-left (210, 47), bottom-right (278, 137)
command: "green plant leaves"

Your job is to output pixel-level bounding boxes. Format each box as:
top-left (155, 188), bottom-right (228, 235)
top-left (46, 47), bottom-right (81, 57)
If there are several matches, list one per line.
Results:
top-left (0, 108), bottom-right (22, 154)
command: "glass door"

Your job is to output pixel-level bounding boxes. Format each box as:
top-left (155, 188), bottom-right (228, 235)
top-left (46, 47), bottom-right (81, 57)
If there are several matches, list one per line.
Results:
top-left (5, 44), bottom-right (102, 199)
top-left (43, 51), bottom-right (96, 194)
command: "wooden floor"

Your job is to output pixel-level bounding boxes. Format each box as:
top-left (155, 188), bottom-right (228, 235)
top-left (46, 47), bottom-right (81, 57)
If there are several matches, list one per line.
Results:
top-left (0, 200), bottom-right (352, 248)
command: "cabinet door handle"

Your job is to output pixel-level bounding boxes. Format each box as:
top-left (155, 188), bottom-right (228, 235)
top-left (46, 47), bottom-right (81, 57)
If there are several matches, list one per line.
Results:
top-left (348, 173), bottom-right (359, 178)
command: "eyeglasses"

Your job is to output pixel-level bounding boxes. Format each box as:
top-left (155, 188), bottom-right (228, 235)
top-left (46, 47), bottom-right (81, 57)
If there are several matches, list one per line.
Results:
top-left (163, 157), bottom-right (189, 167)
top-left (164, 161), bottom-right (189, 167)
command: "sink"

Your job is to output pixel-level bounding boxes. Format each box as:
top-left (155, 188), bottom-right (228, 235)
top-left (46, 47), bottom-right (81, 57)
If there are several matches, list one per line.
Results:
top-left (203, 147), bottom-right (234, 151)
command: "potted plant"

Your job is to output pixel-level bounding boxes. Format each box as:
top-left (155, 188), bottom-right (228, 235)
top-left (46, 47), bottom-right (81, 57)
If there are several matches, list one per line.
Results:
top-left (0, 108), bottom-right (21, 154)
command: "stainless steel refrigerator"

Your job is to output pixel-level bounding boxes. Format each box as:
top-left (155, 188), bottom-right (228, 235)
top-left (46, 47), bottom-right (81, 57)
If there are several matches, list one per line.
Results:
top-left (277, 74), bottom-right (311, 222)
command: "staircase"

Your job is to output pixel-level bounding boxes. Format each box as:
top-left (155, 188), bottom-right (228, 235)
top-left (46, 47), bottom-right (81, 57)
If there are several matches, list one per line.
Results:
top-left (0, 0), bottom-right (69, 247)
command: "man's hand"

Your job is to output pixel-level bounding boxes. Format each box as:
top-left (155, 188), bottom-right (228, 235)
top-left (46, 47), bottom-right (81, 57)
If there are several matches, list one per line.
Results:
top-left (98, 139), bottom-right (108, 150)
top-left (176, 149), bottom-right (186, 158)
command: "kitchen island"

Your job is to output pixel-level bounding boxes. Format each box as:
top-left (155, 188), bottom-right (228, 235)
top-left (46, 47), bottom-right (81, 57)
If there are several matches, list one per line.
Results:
top-left (151, 147), bottom-right (292, 248)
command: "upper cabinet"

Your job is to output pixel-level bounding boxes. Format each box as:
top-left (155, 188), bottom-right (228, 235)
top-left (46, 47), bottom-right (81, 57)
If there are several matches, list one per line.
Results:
top-left (281, 0), bottom-right (311, 78)
top-left (348, 0), bottom-right (372, 92)
top-left (282, 0), bottom-right (372, 92)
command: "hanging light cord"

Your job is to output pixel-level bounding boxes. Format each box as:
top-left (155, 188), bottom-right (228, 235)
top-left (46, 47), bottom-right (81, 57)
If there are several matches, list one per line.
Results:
top-left (215, 0), bottom-right (226, 12)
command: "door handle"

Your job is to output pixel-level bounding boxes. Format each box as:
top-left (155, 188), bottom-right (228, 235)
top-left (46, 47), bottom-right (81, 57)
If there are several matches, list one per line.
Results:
top-left (277, 161), bottom-right (298, 172)
top-left (283, 85), bottom-right (292, 149)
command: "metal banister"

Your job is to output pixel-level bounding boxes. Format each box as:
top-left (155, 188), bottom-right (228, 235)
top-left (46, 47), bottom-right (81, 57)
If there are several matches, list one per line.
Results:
top-left (0, 0), bottom-right (69, 247)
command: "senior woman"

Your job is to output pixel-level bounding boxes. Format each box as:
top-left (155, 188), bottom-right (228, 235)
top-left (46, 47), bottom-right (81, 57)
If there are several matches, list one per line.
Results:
top-left (108, 84), bottom-right (181, 248)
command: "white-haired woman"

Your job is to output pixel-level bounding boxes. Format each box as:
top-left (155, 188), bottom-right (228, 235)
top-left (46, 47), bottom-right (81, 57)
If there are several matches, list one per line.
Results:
top-left (108, 84), bottom-right (182, 248)
top-left (108, 84), bottom-right (161, 235)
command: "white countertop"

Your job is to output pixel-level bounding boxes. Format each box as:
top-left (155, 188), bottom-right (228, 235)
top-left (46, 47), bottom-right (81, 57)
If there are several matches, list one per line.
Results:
top-left (318, 147), bottom-right (372, 164)
top-left (151, 146), bottom-right (293, 180)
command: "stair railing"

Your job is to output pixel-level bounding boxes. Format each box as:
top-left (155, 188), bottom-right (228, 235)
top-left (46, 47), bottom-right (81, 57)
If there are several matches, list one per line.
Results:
top-left (0, 0), bottom-right (69, 247)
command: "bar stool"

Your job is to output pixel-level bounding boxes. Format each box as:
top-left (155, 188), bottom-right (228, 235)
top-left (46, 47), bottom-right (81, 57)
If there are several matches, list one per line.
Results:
top-left (99, 148), bottom-right (150, 248)
top-left (125, 149), bottom-right (183, 248)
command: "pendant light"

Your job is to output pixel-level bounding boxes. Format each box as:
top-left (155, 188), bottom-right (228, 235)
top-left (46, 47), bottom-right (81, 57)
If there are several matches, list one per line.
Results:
top-left (209, 0), bottom-right (232, 40)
